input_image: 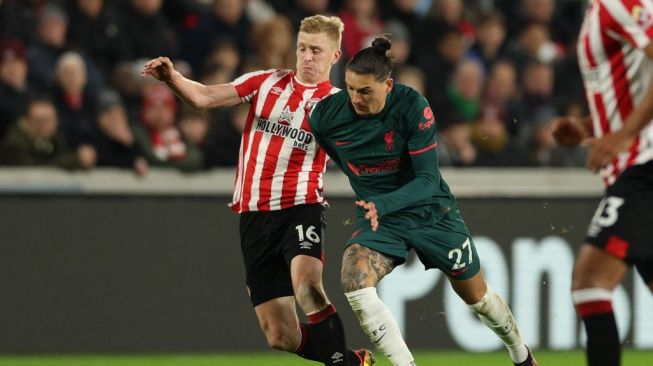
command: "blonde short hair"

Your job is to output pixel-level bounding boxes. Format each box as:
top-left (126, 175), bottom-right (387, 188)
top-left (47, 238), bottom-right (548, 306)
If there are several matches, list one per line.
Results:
top-left (299, 15), bottom-right (344, 48)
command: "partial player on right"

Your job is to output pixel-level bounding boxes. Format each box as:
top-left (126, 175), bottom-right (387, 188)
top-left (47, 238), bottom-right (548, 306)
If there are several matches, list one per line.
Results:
top-left (551, 1), bottom-right (653, 366)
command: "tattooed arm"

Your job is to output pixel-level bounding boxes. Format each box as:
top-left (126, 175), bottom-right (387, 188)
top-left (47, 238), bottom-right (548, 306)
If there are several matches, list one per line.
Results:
top-left (341, 244), bottom-right (396, 293)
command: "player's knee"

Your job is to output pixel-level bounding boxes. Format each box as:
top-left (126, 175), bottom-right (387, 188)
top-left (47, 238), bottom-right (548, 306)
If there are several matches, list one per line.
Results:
top-left (294, 281), bottom-right (328, 311)
top-left (340, 268), bottom-right (367, 293)
top-left (571, 268), bottom-right (606, 291)
top-left (264, 329), bottom-right (297, 352)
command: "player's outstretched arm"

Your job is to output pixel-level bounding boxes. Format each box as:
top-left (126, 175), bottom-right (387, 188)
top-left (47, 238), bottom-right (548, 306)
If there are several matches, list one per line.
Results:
top-left (141, 57), bottom-right (241, 109)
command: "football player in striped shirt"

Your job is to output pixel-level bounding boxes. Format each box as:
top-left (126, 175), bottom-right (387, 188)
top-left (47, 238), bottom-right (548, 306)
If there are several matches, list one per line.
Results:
top-left (552, 1), bottom-right (653, 365)
top-left (142, 15), bottom-right (373, 366)
top-left (309, 36), bottom-right (536, 366)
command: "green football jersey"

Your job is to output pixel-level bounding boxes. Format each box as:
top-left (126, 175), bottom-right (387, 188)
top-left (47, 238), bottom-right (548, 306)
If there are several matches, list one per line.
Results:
top-left (309, 84), bottom-right (457, 222)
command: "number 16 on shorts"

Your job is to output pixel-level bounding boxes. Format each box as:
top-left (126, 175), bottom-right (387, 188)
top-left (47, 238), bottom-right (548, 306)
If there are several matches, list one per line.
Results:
top-left (295, 224), bottom-right (321, 250)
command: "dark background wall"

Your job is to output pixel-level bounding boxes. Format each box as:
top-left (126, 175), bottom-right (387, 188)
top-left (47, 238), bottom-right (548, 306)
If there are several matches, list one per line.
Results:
top-left (2, 195), bottom-right (648, 353)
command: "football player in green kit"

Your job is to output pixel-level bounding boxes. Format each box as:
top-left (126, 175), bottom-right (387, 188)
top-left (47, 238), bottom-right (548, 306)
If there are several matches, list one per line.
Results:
top-left (308, 36), bottom-right (538, 366)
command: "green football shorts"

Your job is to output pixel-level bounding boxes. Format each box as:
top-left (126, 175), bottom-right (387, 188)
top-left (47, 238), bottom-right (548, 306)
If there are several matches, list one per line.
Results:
top-left (346, 207), bottom-right (481, 280)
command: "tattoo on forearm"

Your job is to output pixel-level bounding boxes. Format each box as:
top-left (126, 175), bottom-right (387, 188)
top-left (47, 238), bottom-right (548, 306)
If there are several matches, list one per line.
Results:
top-left (341, 245), bottom-right (395, 293)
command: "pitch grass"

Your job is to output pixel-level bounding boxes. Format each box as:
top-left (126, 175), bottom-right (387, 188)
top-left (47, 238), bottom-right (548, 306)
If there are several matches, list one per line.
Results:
top-left (0, 350), bottom-right (652, 366)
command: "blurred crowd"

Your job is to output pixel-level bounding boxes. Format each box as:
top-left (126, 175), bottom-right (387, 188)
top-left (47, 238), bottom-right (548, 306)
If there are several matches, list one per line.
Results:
top-left (0, 0), bottom-right (589, 174)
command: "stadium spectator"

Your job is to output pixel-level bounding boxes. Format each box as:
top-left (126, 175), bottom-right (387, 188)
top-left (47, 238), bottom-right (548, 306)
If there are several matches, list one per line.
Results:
top-left (27, 4), bottom-right (70, 92)
top-left (0, 0), bottom-right (43, 43)
top-left (438, 122), bottom-right (477, 166)
top-left (309, 36), bottom-right (537, 366)
top-left (52, 51), bottom-right (99, 149)
top-left (133, 83), bottom-right (202, 172)
top-left (178, 0), bottom-right (252, 76)
top-left (0, 96), bottom-right (96, 169)
top-left (94, 88), bottom-right (147, 175)
top-left (378, 0), bottom-right (422, 41)
top-left (467, 11), bottom-right (509, 72)
top-left (434, 58), bottom-right (485, 132)
top-left (0, 38), bottom-right (30, 141)
top-left (178, 105), bottom-right (210, 150)
top-left (551, 2), bottom-right (653, 364)
top-left (500, 0), bottom-right (579, 48)
top-left (202, 104), bottom-right (246, 168)
top-left (271, 0), bottom-right (332, 32)
top-left (395, 65), bottom-right (425, 95)
top-left (141, 15), bottom-right (374, 366)
top-left (124, 0), bottom-right (177, 60)
top-left (200, 38), bottom-right (241, 85)
top-left (339, 0), bottom-right (384, 59)
top-left (416, 0), bottom-right (476, 60)
top-left (506, 60), bottom-right (557, 147)
top-left (383, 20), bottom-right (412, 70)
top-left (245, 16), bottom-right (295, 71)
top-left (65, 0), bottom-right (130, 77)
top-left (507, 21), bottom-right (563, 73)
top-left (470, 103), bottom-right (520, 166)
top-left (482, 60), bottom-right (519, 138)
top-left (420, 26), bottom-right (467, 109)
top-left (0, 0), bottom-right (591, 170)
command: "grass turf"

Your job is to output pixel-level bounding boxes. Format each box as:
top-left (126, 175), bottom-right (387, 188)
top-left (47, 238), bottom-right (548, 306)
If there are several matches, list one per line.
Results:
top-left (0, 350), bottom-right (652, 366)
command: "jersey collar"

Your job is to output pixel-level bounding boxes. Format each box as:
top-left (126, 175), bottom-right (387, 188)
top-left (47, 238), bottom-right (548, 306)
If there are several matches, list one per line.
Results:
top-left (291, 71), bottom-right (331, 91)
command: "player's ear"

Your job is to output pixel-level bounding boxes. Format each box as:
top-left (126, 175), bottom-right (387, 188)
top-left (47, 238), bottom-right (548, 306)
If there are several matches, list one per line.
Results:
top-left (332, 49), bottom-right (342, 65)
top-left (385, 78), bottom-right (394, 93)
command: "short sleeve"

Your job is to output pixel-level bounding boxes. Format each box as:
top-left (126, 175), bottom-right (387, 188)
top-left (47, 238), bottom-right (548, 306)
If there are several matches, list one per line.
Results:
top-left (230, 69), bottom-right (276, 103)
top-left (604, 0), bottom-right (653, 49)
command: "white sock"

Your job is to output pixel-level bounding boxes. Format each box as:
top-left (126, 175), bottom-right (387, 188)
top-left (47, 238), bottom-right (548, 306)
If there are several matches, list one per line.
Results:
top-left (468, 287), bottom-right (529, 364)
top-left (345, 287), bottom-right (416, 366)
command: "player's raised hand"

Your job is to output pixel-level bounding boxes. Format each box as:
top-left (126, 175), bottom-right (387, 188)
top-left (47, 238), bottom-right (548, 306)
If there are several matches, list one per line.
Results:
top-left (355, 200), bottom-right (379, 231)
top-left (141, 57), bottom-right (175, 82)
top-left (550, 116), bottom-right (592, 146)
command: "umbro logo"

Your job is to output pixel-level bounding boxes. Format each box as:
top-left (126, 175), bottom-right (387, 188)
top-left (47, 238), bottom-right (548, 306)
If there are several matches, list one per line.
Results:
top-left (331, 352), bottom-right (344, 363)
top-left (299, 241), bottom-right (313, 250)
top-left (271, 86), bottom-right (284, 95)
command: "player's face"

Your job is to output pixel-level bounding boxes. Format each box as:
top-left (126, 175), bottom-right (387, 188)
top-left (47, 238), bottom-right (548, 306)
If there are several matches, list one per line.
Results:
top-left (345, 70), bottom-right (393, 116)
top-left (296, 31), bottom-right (341, 84)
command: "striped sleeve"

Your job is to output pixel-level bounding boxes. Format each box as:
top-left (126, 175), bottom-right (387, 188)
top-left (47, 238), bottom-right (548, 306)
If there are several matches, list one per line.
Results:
top-left (603, 0), bottom-right (653, 49)
top-left (230, 69), bottom-right (277, 103)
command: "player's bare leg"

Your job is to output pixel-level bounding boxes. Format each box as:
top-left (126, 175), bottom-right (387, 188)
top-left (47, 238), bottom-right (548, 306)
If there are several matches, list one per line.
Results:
top-left (342, 244), bottom-right (415, 366)
top-left (254, 296), bottom-right (302, 351)
top-left (572, 244), bottom-right (628, 366)
top-left (449, 270), bottom-right (536, 366)
top-left (291, 254), bottom-right (372, 366)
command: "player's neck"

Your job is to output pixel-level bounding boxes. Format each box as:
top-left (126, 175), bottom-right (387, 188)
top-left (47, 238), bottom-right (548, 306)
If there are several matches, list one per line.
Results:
top-left (295, 73), bottom-right (329, 87)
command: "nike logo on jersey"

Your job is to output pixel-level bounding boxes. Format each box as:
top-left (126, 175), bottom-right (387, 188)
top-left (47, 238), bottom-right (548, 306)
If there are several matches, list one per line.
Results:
top-left (335, 140), bottom-right (351, 146)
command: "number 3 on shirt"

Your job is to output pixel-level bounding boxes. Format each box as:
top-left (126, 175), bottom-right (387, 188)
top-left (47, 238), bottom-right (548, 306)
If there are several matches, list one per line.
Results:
top-left (449, 238), bottom-right (473, 270)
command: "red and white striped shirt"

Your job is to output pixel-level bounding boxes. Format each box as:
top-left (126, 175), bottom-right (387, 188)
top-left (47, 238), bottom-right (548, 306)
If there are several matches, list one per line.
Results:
top-left (229, 69), bottom-right (338, 212)
top-left (578, 0), bottom-right (653, 186)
